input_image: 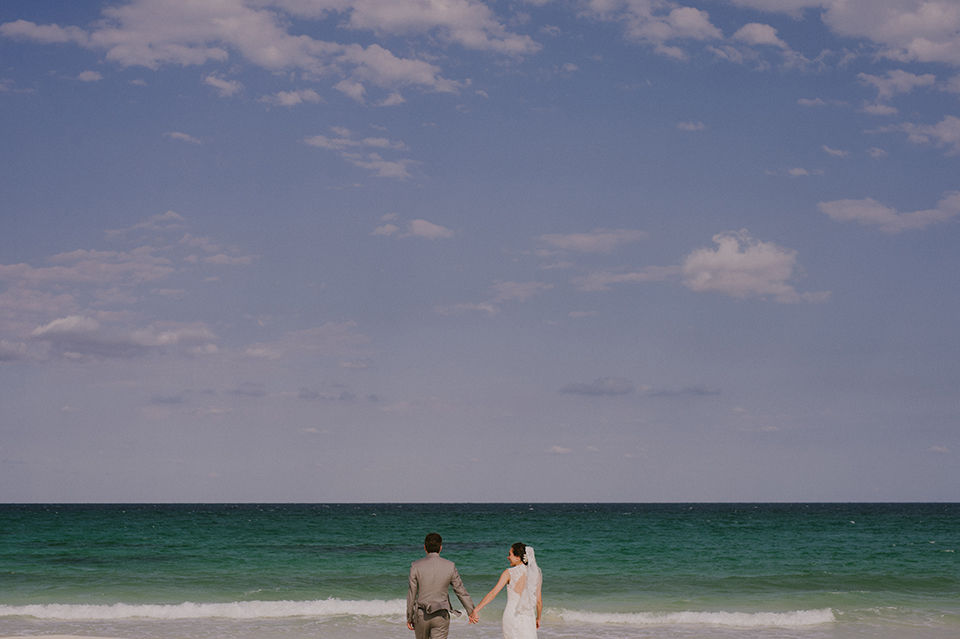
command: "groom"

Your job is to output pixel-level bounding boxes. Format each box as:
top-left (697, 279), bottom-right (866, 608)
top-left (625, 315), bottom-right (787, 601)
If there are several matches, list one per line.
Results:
top-left (407, 532), bottom-right (476, 639)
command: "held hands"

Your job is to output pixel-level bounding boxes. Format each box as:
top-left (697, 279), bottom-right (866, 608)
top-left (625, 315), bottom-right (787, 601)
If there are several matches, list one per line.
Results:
top-left (468, 611), bottom-right (479, 624)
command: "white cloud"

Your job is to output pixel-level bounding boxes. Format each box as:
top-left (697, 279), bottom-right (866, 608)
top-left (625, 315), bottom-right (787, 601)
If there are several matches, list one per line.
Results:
top-left (78, 70), bottom-right (103, 82)
top-left (0, 19), bottom-right (89, 45)
top-left (204, 253), bottom-right (255, 266)
top-left (858, 69), bottom-right (936, 100)
top-left (305, 127), bottom-right (415, 178)
top-left (825, 0), bottom-right (960, 66)
top-left (861, 102), bottom-right (899, 116)
top-left (0, 340), bottom-right (30, 362)
top-left (372, 223), bottom-right (400, 236)
top-left (166, 131), bottom-right (202, 144)
top-left (537, 228), bottom-right (647, 253)
top-left (560, 376), bottom-right (634, 396)
top-left (822, 145), bottom-right (849, 157)
top-left (0, 0), bottom-right (475, 98)
top-left (31, 315), bottom-right (218, 359)
top-left (434, 302), bottom-right (499, 315)
top-left (732, 23), bottom-right (788, 48)
top-left (405, 219), bottom-right (455, 239)
top-left (547, 445), bottom-right (573, 454)
top-left (373, 215), bottom-right (455, 239)
top-left (677, 121), bottom-right (706, 131)
top-left (944, 73), bottom-right (960, 93)
top-left (259, 88), bottom-right (322, 106)
top-left (0, 247), bottom-right (175, 286)
top-left (0, 212), bottom-right (254, 362)
top-left (490, 280), bottom-right (553, 302)
top-left (244, 321), bottom-right (370, 361)
top-left (335, 79), bottom-right (367, 103)
top-left (436, 280), bottom-right (550, 320)
top-left (680, 230), bottom-right (829, 303)
top-left (731, 0), bottom-right (960, 66)
top-left (571, 266), bottom-right (678, 292)
top-left (31, 315), bottom-right (100, 338)
top-left (726, 1), bottom-right (821, 18)
top-left (819, 191), bottom-right (960, 233)
top-left (346, 153), bottom-right (417, 178)
top-left (272, 0), bottom-right (541, 55)
top-left (106, 210), bottom-right (186, 238)
top-left (797, 97), bottom-right (847, 107)
top-left (204, 74), bottom-right (243, 97)
top-left (379, 91), bottom-right (405, 106)
top-left (888, 115), bottom-right (960, 154)
top-left (583, 0), bottom-right (722, 58)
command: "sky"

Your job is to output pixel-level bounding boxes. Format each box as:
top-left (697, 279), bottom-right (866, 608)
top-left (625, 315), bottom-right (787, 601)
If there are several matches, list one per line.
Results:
top-left (1, 0), bottom-right (959, 503)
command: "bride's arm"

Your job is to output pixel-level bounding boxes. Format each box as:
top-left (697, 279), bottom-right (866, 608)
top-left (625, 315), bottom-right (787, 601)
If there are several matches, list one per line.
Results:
top-left (468, 569), bottom-right (510, 622)
top-left (536, 584), bottom-right (542, 628)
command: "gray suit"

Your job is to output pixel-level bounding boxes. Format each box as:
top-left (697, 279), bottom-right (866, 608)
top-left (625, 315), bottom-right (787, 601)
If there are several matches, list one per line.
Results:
top-left (407, 552), bottom-right (475, 639)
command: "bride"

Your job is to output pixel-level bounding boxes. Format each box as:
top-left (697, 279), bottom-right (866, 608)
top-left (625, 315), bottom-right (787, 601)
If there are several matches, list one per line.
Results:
top-left (468, 543), bottom-right (542, 638)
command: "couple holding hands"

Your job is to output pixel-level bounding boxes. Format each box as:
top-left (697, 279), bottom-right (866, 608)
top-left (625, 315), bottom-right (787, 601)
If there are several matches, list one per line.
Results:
top-left (406, 533), bottom-right (542, 639)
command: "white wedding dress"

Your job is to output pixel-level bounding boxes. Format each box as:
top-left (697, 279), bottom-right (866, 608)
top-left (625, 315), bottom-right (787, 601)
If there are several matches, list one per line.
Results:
top-left (501, 548), bottom-right (541, 639)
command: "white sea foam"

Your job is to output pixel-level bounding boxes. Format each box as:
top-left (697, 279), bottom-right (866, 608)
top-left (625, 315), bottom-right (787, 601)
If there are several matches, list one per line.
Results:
top-left (559, 608), bottom-right (836, 627)
top-left (0, 598), bottom-right (406, 620)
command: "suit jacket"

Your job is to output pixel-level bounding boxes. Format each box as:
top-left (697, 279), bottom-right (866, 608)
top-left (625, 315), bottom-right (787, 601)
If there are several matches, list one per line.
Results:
top-left (407, 552), bottom-right (475, 624)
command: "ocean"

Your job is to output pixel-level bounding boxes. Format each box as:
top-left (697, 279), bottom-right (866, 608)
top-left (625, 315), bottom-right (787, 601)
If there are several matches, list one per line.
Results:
top-left (0, 503), bottom-right (957, 639)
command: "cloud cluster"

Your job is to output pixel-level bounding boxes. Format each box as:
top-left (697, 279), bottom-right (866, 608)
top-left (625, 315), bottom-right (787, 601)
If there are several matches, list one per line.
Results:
top-left (0, 212), bottom-right (254, 362)
top-left (886, 115), bottom-right (960, 155)
top-left (32, 315), bottom-right (217, 359)
top-left (583, 0), bottom-right (722, 59)
top-left (731, 0), bottom-right (960, 66)
top-left (306, 127), bottom-right (416, 178)
top-left (576, 0), bottom-right (960, 69)
top-left (537, 226), bottom-right (826, 304)
top-left (0, 0), bottom-right (537, 101)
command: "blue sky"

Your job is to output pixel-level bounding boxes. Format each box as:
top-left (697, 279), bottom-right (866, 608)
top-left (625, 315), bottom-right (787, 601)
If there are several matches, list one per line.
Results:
top-left (1, 0), bottom-right (958, 502)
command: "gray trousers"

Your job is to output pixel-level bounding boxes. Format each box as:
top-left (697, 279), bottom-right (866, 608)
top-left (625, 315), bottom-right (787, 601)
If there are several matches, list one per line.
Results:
top-left (414, 608), bottom-right (450, 639)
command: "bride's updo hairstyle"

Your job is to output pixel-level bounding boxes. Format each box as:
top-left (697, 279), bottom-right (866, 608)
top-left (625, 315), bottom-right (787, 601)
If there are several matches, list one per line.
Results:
top-left (511, 542), bottom-right (528, 565)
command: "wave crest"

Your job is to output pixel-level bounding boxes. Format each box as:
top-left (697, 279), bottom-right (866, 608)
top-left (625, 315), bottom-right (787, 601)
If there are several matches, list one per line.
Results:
top-left (559, 608), bottom-right (835, 628)
top-left (0, 598), bottom-right (406, 620)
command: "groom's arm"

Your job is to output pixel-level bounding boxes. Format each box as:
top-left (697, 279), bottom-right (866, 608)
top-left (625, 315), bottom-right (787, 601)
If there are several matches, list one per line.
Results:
top-left (406, 565), bottom-right (418, 628)
top-left (450, 565), bottom-right (475, 615)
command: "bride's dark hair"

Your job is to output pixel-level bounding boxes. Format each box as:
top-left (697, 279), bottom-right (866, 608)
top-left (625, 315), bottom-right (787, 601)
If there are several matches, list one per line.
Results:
top-left (511, 542), bottom-right (528, 565)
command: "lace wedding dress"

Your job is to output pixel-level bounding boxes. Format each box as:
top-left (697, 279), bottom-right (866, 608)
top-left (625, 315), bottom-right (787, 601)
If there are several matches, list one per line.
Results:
top-left (501, 548), bottom-right (541, 639)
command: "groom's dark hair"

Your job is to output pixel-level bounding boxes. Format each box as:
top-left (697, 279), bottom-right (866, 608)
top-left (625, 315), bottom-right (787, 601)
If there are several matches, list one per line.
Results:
top-left (424, 532), bottom-right (442, 553)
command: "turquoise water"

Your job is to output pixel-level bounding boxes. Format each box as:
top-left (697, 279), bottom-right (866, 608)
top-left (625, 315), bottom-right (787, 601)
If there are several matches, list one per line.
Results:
top-left (0, 504), bottom-right (958, 639)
